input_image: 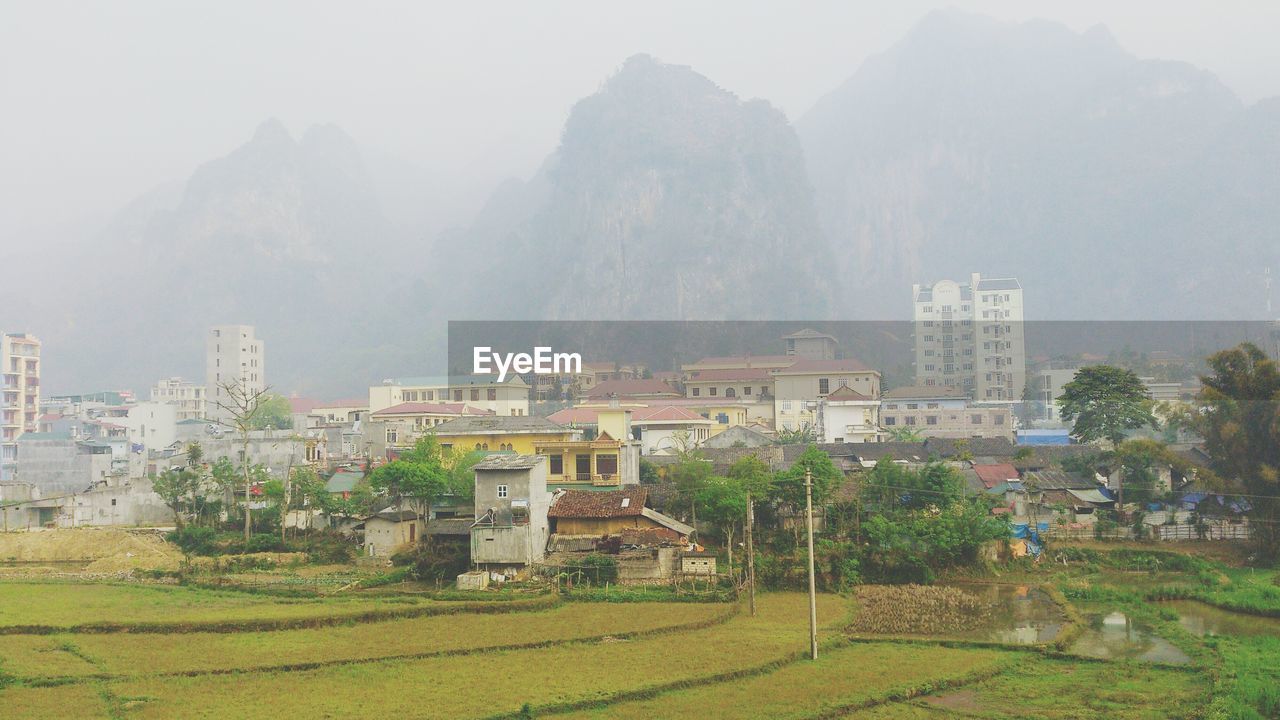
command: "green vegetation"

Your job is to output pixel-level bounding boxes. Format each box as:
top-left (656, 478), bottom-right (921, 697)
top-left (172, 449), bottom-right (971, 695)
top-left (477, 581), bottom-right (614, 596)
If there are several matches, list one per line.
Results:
top-left (1057, 365), bottom-right (1158, 445)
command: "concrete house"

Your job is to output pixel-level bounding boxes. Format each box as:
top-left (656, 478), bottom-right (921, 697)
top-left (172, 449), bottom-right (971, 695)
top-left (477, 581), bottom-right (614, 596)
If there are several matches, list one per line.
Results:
top-left (547, 487), bottom-right (693, 539)
top-left (470, 454), bottom-right (551, 577)
top-left (880, 386), bottom-right (1014, 440)
top-left (364, 509), bottom-right (423, 557)
top-left (773, 358), bottom-right (882, 432)
top-left (816, 385), bottom-right (881, 444)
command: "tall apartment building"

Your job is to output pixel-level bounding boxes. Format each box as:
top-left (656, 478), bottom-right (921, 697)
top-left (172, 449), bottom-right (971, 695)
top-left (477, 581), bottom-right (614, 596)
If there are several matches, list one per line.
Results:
top-left (150, 377), bottom-right (208, 421)
top-left (2, 333), bottom-right (41, 481)
top-left (206, 325), bottom-right (265, 422)
top-left (912, 273), bottom-right (1026, 404)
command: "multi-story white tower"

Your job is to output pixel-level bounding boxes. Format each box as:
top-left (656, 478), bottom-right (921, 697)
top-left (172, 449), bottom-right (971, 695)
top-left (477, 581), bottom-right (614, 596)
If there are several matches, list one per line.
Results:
top-left (1, 332), bottom-right (41, 480)
top-left (206, 325), bottom-right (265, 422)
top-left (150, 377), bottom-right (208, 421)
top-left (912, 273), bottom-right (1025, 404)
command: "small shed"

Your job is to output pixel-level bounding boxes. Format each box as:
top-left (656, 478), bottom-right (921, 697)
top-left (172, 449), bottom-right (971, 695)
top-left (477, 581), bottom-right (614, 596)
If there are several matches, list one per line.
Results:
top-left (681, 551), bottom-right (717, 577)
top-left (363, 509), bottom-right (423, 557)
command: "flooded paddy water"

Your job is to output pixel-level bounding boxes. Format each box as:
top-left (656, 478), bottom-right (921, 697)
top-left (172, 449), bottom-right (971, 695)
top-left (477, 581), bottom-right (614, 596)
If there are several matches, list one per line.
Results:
top-left (1066, 606), bottom-right (1192, 664)
top-left (1164, 600), bottom-right (1280, 639)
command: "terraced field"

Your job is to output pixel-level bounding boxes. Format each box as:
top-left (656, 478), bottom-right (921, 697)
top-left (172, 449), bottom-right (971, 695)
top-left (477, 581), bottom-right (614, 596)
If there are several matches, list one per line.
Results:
top-left (0, 581), bottom-right (1220, 719)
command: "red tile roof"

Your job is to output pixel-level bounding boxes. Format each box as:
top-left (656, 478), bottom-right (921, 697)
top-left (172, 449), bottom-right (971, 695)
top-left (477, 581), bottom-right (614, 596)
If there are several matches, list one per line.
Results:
top-left (632, 405), bottom-right (708, 423)
top-left (685, 367), bottom-right (774, 382)
top-left (824, 385), bottom-right (873, 401)
top-left (586, 379), bottom-right (681, 399)
top-left (545, 407), bottom-right (601, 425)
top-left (372, 402), bottom-right (493, 417)
top-left (288, 397), bottom-right (323, 414)
top-left (773, 358), bottom-right (874, 374)
top-left (549, 487), bottom-right (648, 518)
top-left (973, 463), bottom-right (1020, 488)
top-left (688, 354), bottom-right (795, 367)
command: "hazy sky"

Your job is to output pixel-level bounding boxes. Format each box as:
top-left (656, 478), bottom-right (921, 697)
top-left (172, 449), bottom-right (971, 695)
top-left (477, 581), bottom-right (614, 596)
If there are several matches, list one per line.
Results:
top-left (3, 0), bottom-right (1279, 245)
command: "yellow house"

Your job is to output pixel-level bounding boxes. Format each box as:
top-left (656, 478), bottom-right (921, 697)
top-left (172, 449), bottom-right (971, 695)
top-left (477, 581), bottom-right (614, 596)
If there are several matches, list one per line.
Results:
top-left (534, 406), bottom-right (640, 488)
top-left (432, 415), bottom-right (575, 455)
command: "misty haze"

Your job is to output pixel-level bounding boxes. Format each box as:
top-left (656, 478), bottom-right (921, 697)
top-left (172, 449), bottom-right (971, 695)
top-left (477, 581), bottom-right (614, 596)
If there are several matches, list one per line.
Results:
top-left (2, 3), bottom-right (1280, 719)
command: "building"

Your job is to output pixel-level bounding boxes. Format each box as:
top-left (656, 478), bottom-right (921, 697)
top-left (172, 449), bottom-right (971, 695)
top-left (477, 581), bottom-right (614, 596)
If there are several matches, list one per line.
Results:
top-left (149, 377), bottom-right (207, 421)
top-left (782, 328), bottom-right (838, 360)
top-left (816, 385), bottom-right (881, 444)
top-left (432, 415), bottom-right (575, 455)
top-left (584, 379), bottom-right (682, 401)
top-left (547, 487), bottom-right (692, 537)
top-left (113, 403), bottom-right (178, 454)
top-left (369, 375), bottom-right (530, 417)
top-left (630, 406), bottom-right (715, 455)
top-left (470, 454), bottom-right (551, 577)
top-left (880, 386), bottom-right (1014, 440)
top-left (365, 401), bottom-right (495, 456)
top-left (1027, 362), bottom-right (1080, 424)
top-left (773, 358), bottom-right (881, 432)
top-left (683, 367), bottom-right (774, 402)
top-left (14, 432), bottom-right (115, 495)
top-left (912, 273), bottom-right (1026, 403)
top-left (363, 510), bottom-right (423, 558)
top-left (2, 332), bottom-right (41, 481)
top-left (206, 325), bottom-right (265, 423)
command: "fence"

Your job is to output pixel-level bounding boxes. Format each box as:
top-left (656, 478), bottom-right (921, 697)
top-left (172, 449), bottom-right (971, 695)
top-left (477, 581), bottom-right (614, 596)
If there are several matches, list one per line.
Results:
top-left (1040, 522), bottom-right (1251, 542)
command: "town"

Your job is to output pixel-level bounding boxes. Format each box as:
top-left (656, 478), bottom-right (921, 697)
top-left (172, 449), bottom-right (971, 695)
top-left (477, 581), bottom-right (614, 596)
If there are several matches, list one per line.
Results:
top-left (3, 274), bottom-right (1280, 718)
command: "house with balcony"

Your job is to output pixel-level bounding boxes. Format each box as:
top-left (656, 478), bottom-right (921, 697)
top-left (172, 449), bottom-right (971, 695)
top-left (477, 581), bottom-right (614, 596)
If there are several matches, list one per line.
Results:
top-left (772, 358), bottom-right (881, 432)
top-left (432, 415), bottom-right (576, 455)
top-left (365, 402), bottom-right (495, 458)
top-left (816, 385), bottom-right (881, 443)
top-left (533, 406), bottom-right (639, 489)
top-left (880, 385), bottom-right (1014, 441)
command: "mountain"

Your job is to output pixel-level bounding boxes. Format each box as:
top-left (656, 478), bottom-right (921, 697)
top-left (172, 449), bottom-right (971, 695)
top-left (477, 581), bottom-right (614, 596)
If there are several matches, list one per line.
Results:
top-left (38, 120), bottom-right (420, 396)
top-left (798, 9), bottom-right (1275, 319)
top-left (441, 54), bottom-right (833, 320)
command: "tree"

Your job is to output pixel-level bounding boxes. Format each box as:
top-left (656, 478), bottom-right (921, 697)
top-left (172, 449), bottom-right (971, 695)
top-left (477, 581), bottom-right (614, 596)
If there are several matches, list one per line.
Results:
top-left (248, 393), bottom-right (294, 430)
top-left (214, 380), bottom-right (274, 541)
top-left (727, 454), bottom-right (772, 615)
top-left (884, 426), bottom-right (924, 442)
top-left (369, 435), bottom-right (448, 523)
top-left (1186, 343), bottom-right (1280, 560)
top-left (151, 466), bottom-right (201, 528)
top-left (696, 475), bottom-right (747, 575)
top-left (1057, 365), bottom-right (1157, 445)
top-left (669, 454), bottom-right (713, 539)
top-left (774, 424), bottom-right (816, 445)
top-left (773, 445), bottom-right (841, 509)
top-left (863, 459), bottom-right (963, 514)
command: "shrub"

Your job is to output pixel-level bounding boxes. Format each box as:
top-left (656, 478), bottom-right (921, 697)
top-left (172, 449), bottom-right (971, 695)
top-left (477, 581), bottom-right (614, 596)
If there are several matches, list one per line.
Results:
top-left (246, 533), bottom-right (287, 554)
top-left (167, 526), bottom-right (218, 555)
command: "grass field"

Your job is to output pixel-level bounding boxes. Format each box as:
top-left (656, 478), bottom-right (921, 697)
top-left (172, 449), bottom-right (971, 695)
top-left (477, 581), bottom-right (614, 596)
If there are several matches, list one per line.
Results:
top-left (0, 556), bottom-right (1264, 719)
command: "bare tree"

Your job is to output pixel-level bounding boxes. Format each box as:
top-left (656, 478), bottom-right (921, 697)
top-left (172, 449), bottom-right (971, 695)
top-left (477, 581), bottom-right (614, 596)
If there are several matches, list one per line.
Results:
top-left (214, 380), bottom-right (272, 542)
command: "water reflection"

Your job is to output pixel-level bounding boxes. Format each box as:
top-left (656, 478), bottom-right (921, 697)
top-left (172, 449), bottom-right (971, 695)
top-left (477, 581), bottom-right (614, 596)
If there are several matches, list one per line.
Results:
top-left (1068, 608), bottom-right (1191, 664)
top-left (1165, 600), bottom-right (1280, 638)
top-left (943, 583), bottom-right (1064, 645)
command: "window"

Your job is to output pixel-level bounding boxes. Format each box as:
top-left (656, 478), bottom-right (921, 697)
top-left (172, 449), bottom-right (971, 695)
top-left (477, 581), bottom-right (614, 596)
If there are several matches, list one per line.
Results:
top-left (596, 454), bottom-right (618, 475)
top-left (386, 428), bottom-right (398, 444)
top-left (453, 389), bottom-right (463, 401)
top-left (818, 378), bottom-right (830, 394)
top-left (884, 416), bottom-right (897, 426)
top-left (994, 415), bottom-right (1006, 425)
top-left (709, 386), bottom-right (718, 396)
top-left (971, 415), bottom-right (984, 424)
top-left (497, 484), bottom-right (508, 498)
top-left (725, 387), bottom-right (736, 397)
top-left (926, 416), bottom-right (938, 425)
top-left (548, 454), bottom-right (563, 474)
top-left (906, 403), bottom-right (918, 410)
top-left (487, 388), bottom-right (497, 401)
top-left (926, 402), bottom-right (939, 409)
top-left (905, 416), bottom-right (916, 425)
top-left (470, 389), bottom-right (480, 401)
top-left (743, 386), bottom-right (752, 395)
top-left (691, 387), bottom-right (701, 397)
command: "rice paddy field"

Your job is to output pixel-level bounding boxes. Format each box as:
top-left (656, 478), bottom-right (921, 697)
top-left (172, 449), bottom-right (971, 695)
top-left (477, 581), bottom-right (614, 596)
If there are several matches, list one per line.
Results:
top-left (0, 550), bottom-right (1273, 719)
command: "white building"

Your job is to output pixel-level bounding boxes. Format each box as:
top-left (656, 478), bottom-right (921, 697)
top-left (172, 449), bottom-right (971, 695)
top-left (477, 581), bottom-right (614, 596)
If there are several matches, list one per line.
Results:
top-left (2, 333), bottom-right (41, 481)
top-left (114, 403), bottom-right (178, 454)
top-left (912, 273), bottom-right (1026, 404)
top-left (150, 377), bottom-right (207, 421)
top-left (368, 375), bottom-right (530, 418)
top-left (816, 385), bottom-right (881, 444)
top-left (206, 325), bottom-right (265, 422)
top-left (772, 358), bottom-right (881, 432)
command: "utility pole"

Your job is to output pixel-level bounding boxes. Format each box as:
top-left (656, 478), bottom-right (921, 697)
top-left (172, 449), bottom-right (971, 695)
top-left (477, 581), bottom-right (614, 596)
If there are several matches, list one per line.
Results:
top-left (804, 466), bottom-right (818, 660)
top-left (745, 497), bottom-right (756, 617)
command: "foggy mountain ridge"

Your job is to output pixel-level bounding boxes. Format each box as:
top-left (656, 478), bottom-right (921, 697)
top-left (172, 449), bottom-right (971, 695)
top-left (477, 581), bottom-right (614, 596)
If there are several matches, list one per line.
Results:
top-left (438, 53), bottom-right (834, 322)
top-left (798, 8), bottom-right (1274, 320)
top-left (23, 10), bottom-right (1280, 398)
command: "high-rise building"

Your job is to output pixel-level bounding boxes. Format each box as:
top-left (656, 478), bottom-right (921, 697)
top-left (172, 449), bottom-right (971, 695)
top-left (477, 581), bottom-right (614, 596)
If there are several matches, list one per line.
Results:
top-left (206, 325), bottom-right (265, 422)
top-left (2, 332), bottom-right (41, 481)
top-left (912, 273), bottom-right (1025, 404)
top-left (150, 377), bottom-right (208, 421)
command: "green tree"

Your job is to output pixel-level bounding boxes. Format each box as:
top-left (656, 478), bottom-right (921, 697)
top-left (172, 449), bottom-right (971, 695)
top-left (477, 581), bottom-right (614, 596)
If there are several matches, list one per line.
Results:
top-left (774, 423), bottom-right (816, 445)
top-left (772, 445), bottom-right (841, 509)
top-left (151, 466), bottom-right (201, 528)
top-left (1186, 343), bottom-right (1280, 560)
top-left (884, 425), bottom-right (924, 442)
top-left (863, 459), bottom-right (963, 513)
top-left (248, 393), bottom-right (294, 430)
top-left (369, 435), bottom-right (448, 523)
top-left (1057, 365), bottom-right (1157, 445)
top-left (696, 475), bottom-right (748, 574)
